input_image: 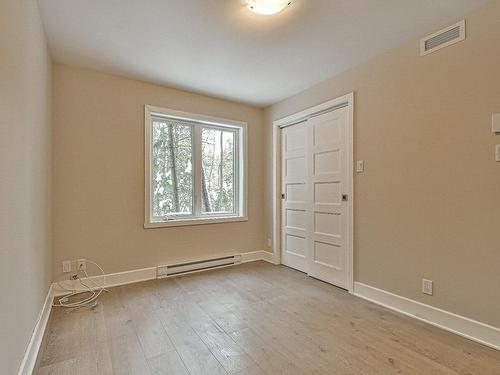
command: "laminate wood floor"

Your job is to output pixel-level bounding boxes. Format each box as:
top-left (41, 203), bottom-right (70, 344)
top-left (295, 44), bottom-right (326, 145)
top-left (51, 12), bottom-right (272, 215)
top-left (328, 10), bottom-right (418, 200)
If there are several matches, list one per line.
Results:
top-left (35, 261), bottom-right (500, 374)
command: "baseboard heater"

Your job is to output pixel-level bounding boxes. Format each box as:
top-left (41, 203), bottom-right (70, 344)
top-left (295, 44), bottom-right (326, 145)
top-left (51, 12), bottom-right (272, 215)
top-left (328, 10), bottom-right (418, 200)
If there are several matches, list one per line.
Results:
top-left (157, 254), bottom-right (242, 279)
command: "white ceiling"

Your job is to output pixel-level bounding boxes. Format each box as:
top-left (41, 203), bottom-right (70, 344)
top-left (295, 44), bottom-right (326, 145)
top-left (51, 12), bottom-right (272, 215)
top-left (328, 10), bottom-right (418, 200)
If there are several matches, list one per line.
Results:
top-left (38, 0), bottom-right (490, 107)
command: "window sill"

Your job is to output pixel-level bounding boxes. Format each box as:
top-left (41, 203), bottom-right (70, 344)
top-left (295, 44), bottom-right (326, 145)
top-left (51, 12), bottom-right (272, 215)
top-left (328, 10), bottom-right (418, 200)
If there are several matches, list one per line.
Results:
top-left (144, 215), bottom-right (248, 229)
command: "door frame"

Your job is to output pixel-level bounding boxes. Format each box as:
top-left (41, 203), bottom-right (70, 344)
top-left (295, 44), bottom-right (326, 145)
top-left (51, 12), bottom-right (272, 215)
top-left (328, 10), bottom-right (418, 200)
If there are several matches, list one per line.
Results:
top-left (271, 92), bottom-right (355, 293)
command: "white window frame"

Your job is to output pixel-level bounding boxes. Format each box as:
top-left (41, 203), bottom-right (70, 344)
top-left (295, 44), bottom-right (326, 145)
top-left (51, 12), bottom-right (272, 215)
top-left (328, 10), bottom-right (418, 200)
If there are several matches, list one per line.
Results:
top-left (144, 105), bottom-right (248, 228)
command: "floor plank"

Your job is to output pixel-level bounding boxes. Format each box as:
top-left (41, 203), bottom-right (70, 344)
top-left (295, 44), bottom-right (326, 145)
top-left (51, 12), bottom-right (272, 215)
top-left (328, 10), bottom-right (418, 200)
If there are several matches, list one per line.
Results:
top-left (147, 351), bottom-right (190, 375)
top-left (35, 262), bottom-right (500, 375)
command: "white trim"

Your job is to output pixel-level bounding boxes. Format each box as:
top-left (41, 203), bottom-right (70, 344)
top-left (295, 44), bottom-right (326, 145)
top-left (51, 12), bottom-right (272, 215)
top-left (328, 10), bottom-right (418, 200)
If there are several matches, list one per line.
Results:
top-left (52, 251), bottom-right (275, 296)
top-left (52, 267), bottom-right (157, 296)
top-left (274, 95), bottom-right (352, 128)
top-left (240, 250), bottom-right (278, 264)
top-left (17, 284), bottom-right (53, 375)
top-left (346, 94), bottom-right (354, 293)
top-left (146, 105), bottom-right (247, 129)
top-left (144, 105), bottom-right (248, 229)
top-left (272, 93), bottom-right (355, 293)
top-left (354, 282), bottom-right (500, 351)
top-left (144, 215), bottom-right (248, 229)
top-left (261, 250), bottom-right (279, 264)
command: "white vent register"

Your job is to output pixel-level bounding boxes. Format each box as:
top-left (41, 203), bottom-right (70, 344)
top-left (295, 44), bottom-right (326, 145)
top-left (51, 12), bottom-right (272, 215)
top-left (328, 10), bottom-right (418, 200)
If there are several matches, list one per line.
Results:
top-left (420, 20), bottom-right (465, 56)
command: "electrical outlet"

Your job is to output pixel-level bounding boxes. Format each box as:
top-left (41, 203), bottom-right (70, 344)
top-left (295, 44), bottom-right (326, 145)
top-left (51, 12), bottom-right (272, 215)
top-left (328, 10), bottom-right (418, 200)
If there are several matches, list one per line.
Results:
top-left (77, 259), bottom-right (86, 271)
top-left (356, 160), bottom-right (364, 172)
top-left (267, 238), bottom-right (272, 248)
top-left (495, 145), bottom-right (500, 162)
top-left (62, 261), bottom-right (71, 273)
top-left (422, 279), bottom-right (433, 295)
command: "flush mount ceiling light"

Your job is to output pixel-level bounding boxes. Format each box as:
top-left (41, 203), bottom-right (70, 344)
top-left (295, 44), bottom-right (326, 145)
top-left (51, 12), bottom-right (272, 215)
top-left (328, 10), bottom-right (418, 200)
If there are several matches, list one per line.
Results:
top-left (247, 0), bottom-right (292, 15)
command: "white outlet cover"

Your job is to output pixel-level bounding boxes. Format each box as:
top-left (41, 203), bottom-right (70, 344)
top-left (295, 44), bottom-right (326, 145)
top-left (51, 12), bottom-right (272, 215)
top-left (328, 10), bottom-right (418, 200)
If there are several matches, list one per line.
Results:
top-left (77, 259), bottom-right (86, 271)
top-left (496, 144), bottom-right (500, 162)
top-left (422, 279), bottom-right (433, 295)
top-left (62, 261), bottom-right (71, 273)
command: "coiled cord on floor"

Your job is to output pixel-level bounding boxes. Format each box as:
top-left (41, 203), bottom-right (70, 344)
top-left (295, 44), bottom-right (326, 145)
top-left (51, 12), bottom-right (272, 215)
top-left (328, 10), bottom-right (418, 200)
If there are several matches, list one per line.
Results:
top-left (53, 260), bottom-right (107, 309)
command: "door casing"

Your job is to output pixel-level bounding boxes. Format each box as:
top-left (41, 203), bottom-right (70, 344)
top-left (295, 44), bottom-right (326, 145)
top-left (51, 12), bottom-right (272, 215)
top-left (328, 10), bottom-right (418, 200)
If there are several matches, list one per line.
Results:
top-left (271, 92), bottom-right (354, 293)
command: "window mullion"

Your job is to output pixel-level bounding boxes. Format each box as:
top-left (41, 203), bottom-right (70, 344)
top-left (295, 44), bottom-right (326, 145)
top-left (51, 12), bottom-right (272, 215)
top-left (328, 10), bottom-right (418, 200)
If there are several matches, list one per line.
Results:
top-left (234, 129), bottom-right (239, 216)
top-left (193, 125), bottom-right (202, 217)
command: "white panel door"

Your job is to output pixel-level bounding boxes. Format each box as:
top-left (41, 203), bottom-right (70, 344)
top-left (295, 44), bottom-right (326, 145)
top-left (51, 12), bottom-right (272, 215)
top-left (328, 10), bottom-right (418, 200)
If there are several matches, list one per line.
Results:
top-left (307, 107), bottom-right (350, 288)
top-left (280, 106), bottom-right (350, 288)
top-left (281, 122), bottom-right (308, 272)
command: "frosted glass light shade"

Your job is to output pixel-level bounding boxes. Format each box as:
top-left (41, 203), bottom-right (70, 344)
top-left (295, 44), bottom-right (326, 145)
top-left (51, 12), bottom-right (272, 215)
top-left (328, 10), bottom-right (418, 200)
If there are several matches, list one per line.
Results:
top-left (247, 0), bottom-right (292, 15)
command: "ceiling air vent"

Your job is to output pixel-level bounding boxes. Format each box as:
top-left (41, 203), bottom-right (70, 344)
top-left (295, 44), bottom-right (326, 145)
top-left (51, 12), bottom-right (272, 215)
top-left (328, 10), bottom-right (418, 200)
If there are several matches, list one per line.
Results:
top-left (420, 20), bottom-right (465, 56)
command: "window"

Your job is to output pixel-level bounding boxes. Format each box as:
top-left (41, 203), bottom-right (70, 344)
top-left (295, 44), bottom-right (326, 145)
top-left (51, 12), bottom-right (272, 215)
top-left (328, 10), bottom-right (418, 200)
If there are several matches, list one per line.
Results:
top-left (145, 105), bottom-right (247, 227)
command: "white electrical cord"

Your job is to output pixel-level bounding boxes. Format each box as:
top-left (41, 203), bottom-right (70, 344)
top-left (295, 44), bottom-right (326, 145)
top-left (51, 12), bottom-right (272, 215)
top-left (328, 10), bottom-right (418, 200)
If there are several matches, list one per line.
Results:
top-left (53, 259), bottom-right (108, 309)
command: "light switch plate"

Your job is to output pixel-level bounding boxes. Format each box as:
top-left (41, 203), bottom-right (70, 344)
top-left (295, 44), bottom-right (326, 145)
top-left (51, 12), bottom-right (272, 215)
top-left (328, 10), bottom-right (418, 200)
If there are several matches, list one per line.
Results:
top-left (356, 160), bottom-right (364, 172)
top-left (496, 145), bottom-right (500, 162)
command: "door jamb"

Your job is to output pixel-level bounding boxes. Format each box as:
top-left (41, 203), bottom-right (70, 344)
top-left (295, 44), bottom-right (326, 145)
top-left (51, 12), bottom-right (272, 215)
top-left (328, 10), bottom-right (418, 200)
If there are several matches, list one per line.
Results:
top-left (271, 92), bottom-right (355, 293)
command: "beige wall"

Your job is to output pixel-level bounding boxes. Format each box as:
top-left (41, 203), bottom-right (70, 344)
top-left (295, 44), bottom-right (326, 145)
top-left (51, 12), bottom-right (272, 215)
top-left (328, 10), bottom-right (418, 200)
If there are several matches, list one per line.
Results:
top-left (0, 0), bottom-right (52, 373)
top-left (52, 65), bottom-right (267, 280)
top-left (265, 1), bottom-right (500, 327)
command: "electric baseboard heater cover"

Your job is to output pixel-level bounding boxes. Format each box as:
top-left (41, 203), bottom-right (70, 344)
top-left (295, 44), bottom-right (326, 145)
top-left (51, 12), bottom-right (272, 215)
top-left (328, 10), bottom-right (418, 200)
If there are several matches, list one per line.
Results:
top-left (157, 255), bottom-right (242, 278)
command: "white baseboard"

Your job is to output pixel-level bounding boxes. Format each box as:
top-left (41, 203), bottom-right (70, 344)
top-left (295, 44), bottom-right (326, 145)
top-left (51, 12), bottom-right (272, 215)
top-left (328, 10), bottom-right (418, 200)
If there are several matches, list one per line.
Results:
top-left (52, 251), bottom-right (277, 296)
top-left (240, 250), bottom-right (277, 264)
top-left (52, 266), bottom-right (157, 296)
top-left (354, 282), bottom-right (500, 351)
top-left (36, 250), bottom-right (275, 372)
top-left (17, 284), bottom-right (53, 375)
top-left (262, 250), bottom-right (278, 264)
